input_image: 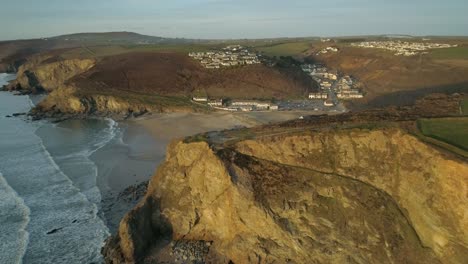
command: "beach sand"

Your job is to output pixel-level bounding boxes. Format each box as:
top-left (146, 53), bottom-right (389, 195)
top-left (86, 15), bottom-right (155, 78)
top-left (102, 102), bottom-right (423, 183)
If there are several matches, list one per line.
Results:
top-left (89, 122), bottom-right (160, 231)
top-left (94, 110), bottom-right (321, 231)
top-left (134, 110), bottom-right (325, 140)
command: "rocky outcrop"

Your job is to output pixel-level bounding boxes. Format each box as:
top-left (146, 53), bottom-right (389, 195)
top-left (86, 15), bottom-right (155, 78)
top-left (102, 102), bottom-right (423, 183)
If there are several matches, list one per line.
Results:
top-left (29, 85), bottom-right (205, 120)
top-left (30, 86), bottom-right (152, 119)
top-left (103, 127), bottom-right (468, 263)
top-left (8, 56), bottom-right (95, 92)
top-left (5, 53), bottom-right (212, 118)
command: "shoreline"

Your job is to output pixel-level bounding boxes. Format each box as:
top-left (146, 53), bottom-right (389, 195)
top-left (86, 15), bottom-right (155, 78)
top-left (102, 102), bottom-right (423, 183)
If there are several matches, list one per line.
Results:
top-left (33, 108), bottom-right (340, 234)
top-left (90, 120), bottom-right (160, 232)
top-left (132, 110), bottom-right (334, 140)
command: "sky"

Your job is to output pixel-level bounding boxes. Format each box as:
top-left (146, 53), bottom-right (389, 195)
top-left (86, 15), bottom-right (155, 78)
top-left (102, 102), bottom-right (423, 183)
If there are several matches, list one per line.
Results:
top-left (0, 0), bottom-right (467, 40)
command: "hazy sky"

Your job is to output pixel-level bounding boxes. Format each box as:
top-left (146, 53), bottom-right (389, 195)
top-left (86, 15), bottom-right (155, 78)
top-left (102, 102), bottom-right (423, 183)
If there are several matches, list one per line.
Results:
top-left (0, 0), bottom-right (467, 40)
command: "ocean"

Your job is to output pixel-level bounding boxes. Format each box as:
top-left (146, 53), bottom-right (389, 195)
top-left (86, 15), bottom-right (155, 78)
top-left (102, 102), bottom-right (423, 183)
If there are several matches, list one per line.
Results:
top-left (0, 73), bottom-right (119, 263)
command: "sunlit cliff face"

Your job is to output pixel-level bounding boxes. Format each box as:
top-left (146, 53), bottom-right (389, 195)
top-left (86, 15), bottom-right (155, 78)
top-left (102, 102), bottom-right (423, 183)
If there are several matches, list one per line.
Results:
top-left (104, 127), bottom-right (468, 264)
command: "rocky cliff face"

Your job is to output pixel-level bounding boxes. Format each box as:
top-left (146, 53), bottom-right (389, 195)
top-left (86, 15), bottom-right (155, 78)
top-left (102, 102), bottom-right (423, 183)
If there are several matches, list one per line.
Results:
top-left (103, 127), bottom-right (468, 263)
top-left (30, 86), bottom-right (154, 119)
top-left (6, 55), bottom-right (203, 119)
top-left (9, 56), bottom-right (95, 92)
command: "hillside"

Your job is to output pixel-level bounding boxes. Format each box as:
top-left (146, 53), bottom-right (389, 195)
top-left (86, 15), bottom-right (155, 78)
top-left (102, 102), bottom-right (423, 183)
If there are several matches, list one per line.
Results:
top-left (6, 51), bottom-right (315, 118)
top-left (73, 52), bottom-right (315, 98)
top-left (311, 44), bottom-right (468, 107)
top-left (0, 32), bottom-right (195, 72)
top-left (102, 94), bottom-right (468, 264)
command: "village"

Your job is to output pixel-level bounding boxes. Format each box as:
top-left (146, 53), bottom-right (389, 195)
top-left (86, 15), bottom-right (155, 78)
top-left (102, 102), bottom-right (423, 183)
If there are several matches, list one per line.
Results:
top-left (189, 45), bottom-right (362, 112)
top-left (316, 46), bottom-right (339, 55)
top-left (351, 40), bottom-right (457, 56)
top-left (302, 63), bottom-right (364, 106)
top-left (188, 45), bottom-right (261, 69)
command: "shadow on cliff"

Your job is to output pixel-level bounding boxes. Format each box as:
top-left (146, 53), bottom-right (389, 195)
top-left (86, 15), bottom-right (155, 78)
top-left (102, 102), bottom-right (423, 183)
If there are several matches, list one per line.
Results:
top-left (102, 198), bottom-right (174, 263)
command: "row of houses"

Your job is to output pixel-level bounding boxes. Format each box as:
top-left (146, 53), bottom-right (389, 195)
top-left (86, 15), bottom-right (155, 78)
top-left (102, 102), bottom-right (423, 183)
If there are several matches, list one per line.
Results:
top-left (351, 41), bottom-right (457, 56)
top-left (308, 92), bottom-right (328, 99)
top-left (229, 100), bottom-right (278, 111)
top-left (189, 46), bottom-right (261, 69)
top-left (192, 97), bottom-right (278, 111)
top-left (337, 91), bottom-right (364, 99)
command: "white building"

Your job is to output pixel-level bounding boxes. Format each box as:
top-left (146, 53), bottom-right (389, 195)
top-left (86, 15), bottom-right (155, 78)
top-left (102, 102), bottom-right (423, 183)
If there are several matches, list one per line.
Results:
top-left (192, 97), bottom-right (208, 102)
top-left (309, 93), bottom-right (328, 99)
top-left (208, 99), bottom-right (223, 106)
top-left (269, 105), bottom-right (279, 111)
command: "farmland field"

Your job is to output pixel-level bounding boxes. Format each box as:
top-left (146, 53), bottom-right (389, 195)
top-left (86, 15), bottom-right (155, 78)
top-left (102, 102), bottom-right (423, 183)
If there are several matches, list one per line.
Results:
top-left (255, 42), bottom-right (311, 56)
top-left (461, 99), bottom-right (468, 115)
top-left (430, 47), bottom-right (468, 60)
top-left (418, 117), bottom-right (468, 151)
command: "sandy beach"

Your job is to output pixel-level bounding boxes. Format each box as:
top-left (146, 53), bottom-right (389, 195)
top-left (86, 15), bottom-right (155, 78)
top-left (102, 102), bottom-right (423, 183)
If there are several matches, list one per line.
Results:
top-left (93, 110), bottom-right (323, 231)
top-left (133, 110), bottom-right (327, 140)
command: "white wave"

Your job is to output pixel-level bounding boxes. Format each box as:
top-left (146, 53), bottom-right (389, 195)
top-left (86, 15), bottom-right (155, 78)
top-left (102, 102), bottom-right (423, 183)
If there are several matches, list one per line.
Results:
top-left (39, 117), bottom-right (120, 207)
top-left (0, 73), bottom-right (16, 86)
top-left (0, 172), bottom-right (30, 264)
top-left (0, 92), bottom-right (110, 263)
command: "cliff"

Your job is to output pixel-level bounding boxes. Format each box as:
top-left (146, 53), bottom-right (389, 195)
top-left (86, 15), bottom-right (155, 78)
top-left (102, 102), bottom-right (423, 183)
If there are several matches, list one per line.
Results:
top-left (30, 86), bottom-right (209, 119)
top-left (8, 55), bottom-right (95, 92)
top-left (6, 51), bottom-right (316, 119)
top-left (103, 122), bottom-right (468, 263)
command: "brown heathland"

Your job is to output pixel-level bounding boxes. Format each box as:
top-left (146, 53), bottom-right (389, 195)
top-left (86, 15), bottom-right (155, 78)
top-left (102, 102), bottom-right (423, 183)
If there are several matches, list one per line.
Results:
top-left (72, 52), bottom-right (316, 99)
top-left (312, 46), bottom-right (468, 107)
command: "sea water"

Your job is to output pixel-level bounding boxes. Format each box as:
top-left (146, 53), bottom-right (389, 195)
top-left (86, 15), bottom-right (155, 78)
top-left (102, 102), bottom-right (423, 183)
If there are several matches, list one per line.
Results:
top-left (0, 73), bottom-right (113, 263)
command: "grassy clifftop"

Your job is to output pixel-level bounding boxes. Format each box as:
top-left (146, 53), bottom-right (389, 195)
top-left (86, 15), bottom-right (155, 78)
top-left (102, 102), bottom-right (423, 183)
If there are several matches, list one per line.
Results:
top-left (418, 117), bottom-right (468, 151)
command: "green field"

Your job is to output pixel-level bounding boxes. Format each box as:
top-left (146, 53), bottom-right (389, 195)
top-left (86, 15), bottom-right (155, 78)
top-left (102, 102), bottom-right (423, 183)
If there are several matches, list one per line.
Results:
top-left (58, 39), bottom-right (316, 60)
top-left (418, 118), bottom-right (468, 151)
top-left (461, 99), bottom-right (468, 115)
top-left (430, 47), bottom-right (468, 60)
top-left (60, 44), bottom-right (215, 59)
top-left (255, 42), bottom-right (311, 56)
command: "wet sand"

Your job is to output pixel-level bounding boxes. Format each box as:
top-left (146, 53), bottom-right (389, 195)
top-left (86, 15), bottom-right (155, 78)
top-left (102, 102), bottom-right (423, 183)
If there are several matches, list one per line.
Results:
top-left (90, 122), bottom-right (161, 231)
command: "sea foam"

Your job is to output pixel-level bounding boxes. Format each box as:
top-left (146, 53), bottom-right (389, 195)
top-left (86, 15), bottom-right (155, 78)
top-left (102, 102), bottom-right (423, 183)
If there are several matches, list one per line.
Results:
top-left (0, 89), bottom-right (110, 263)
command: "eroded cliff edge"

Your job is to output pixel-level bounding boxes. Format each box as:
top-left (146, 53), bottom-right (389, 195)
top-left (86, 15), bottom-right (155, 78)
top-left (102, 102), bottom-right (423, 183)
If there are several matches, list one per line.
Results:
top-left (4, 54), bottom-right (203, 119)
top-left (103, 111), bottom-right (468, 263)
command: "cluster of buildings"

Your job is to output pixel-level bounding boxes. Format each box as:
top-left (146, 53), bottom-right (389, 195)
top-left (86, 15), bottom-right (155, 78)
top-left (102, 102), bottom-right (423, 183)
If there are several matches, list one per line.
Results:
top-left (192, 97), bottom-right (278, 112)
top-left (316, 46), bottom-right (339, 55)
top-left (335, 76), bottom-right (363, 99)
top-left (302, 64), bottom-right (364, 101)
top-left (228, 100), bottom-right (278, 111)
top-left (351, 41), bottom-right (457, 56)
top-left (302, 64), bottom-right (337, 89)
top-left (188, 45), bottom-right (261, 69)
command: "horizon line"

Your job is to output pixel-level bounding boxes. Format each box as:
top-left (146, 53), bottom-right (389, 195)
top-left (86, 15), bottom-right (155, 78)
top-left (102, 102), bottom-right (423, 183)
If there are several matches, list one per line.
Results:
top-left (2, 31), bottom-right (468, 42)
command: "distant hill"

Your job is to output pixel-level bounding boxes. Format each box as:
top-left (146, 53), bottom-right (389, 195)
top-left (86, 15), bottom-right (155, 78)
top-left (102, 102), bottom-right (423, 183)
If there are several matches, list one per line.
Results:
top-left (0, 32), bottom-right (196, 71)
top-left (51, 31), bottom-right (193, 45)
